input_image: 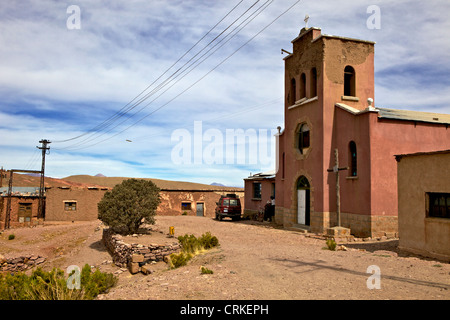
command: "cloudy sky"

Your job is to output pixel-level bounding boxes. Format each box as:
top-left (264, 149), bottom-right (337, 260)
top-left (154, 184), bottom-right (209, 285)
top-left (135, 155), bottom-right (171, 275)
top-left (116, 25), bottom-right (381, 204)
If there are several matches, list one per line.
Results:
top-left (1, 0), bottom-right (449, 187)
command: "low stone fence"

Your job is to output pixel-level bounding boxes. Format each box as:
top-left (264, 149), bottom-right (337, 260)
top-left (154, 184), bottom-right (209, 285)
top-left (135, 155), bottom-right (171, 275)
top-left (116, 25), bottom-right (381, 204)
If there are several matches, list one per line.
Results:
top-left (0, 254), bottom-right (46, 273)
top-left (102, 228), bottom-right (181, 275)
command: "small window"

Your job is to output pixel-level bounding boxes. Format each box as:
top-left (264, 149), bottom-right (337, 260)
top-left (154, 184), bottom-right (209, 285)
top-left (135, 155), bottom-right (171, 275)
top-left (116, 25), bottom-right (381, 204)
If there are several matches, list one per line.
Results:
top-left (428, 193), bottom-right (450, 219)
top-left (181, 202), bottom-right (192, 211)
top-left (300, 73), bottom-right (306, 99)
top-left (18, 203), bottom-right (32, 222)
top-left (253, 182), bottom-right (262, 199)
top-left (349, 141), bottom-right (357, 177)
top-left (310, 68), bottom-right (317, 97)
top-left (64, 202), bottom-right (77, 211)
top-left (344, 66), bottom-right (356, 96)
top-left (290, 78), bottom-right (297, 105)
top-left (297, 123), bottom-right (310, 154)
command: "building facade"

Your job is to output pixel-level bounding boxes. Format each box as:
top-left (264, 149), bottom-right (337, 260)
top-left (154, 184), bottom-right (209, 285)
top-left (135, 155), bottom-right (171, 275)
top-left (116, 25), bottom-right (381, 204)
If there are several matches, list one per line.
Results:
top-left (45, 186), bottom-right (244, 222)
top-left (396, 150), bottom-right (450, 261)
top-left (243, 171), bottom-right (275, 218)
top-left (45, 187), bottom-right (110, 221)
top-left (275, 27), bottom-right (450, 237)
top-left (0, 187), bottom-right (42, 228)
top-left (158, 189), bottom-right (244, 218)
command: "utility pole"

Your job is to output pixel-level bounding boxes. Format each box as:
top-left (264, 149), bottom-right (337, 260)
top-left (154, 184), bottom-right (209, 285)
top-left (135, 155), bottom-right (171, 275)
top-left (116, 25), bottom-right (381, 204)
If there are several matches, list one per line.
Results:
top-left (327, 149), bottom-right (348, 227)
top-left (37, 139), bottom-right (51, 220)
top-left (0, 166), bottom-right (4, 187)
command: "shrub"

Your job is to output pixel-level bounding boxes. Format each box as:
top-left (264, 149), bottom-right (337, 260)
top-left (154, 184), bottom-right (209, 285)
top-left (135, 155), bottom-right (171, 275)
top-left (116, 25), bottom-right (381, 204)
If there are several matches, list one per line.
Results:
top-left (0, 265), bottom-right (117, 300)
top-left (98, 179), bottom-right (161, 235)
top-left (326, 239), bottom-right (337, 251)
top-left (199, 232), bottom-right (219, 249)
top-left (167, 252), bottom-right (193, 269)
top-left (167, 232), bottom-right (219, 269)
top-left (8, 234), bottom-right (15, 240)
top-left (200, 266), bottom-right (213, 274)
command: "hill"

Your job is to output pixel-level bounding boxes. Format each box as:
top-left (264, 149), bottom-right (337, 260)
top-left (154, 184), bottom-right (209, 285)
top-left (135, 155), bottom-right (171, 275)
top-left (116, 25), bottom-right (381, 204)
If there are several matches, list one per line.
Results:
top-left (62, 175), bottom-right (243, 191)
top-left (0, 173), bottom-right (102, 188)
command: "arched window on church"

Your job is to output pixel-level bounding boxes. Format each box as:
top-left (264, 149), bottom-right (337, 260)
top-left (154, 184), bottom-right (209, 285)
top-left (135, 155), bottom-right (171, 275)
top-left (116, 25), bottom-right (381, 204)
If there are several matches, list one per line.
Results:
top-left (300, 73), bottom-right (306, 99)
top-left (344, 66), bottom-right (356, 97)
top-left (349, 141), bottom-right (357, 177)
top-left (290, 78), bottom-right (296, 105)
top-left (297, 123), bottom-right (310, 154)
top-left (310, 68), bottom-right (317, 97)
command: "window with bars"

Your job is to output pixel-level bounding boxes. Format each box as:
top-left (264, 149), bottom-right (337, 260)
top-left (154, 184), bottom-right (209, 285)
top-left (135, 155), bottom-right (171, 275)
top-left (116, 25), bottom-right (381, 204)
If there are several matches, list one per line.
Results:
top-left (427, 193), bottom-right (450, 219)
top-left (253, 182), bottom-right (262, 199)
top-left (64, 201), bottom-right (77, 211)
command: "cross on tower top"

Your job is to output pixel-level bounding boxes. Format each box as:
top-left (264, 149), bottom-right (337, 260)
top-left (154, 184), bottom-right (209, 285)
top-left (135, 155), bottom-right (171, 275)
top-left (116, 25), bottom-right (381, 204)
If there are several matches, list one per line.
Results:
top-left (304, 14), bottom-right (310, 28)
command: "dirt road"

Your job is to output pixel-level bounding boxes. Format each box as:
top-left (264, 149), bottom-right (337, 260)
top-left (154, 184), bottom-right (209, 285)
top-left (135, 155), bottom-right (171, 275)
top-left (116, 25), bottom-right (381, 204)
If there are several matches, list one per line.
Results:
top-left (1, 216), bottom-right (449, 300)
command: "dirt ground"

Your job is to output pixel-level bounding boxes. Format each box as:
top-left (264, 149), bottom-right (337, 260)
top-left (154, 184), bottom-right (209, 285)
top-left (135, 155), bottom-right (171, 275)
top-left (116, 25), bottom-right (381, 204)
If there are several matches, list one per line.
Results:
top-left (0, 216), bottom-right (449, 300)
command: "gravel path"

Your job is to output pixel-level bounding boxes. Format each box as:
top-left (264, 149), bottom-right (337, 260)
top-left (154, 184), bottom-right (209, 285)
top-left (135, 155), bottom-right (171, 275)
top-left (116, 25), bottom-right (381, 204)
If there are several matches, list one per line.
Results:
top-left (1, 216), bottom-right (449, 300)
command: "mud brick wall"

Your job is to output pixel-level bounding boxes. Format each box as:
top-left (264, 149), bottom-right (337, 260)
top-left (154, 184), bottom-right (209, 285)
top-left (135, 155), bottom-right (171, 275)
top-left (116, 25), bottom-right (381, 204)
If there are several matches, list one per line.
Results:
top-left (102, 228), bottom-right (181, 274)
top-left (0, 197), bottom-right (42, 229)
top-left (0, 254), bottom-right (46, 273)
top-left (45, 187), bottom-right (110, 221)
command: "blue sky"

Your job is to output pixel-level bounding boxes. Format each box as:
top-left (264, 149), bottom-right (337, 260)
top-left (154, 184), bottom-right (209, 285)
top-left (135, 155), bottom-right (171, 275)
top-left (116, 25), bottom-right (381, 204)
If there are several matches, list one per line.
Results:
top-left (1, 0), bottom-right (449, 187)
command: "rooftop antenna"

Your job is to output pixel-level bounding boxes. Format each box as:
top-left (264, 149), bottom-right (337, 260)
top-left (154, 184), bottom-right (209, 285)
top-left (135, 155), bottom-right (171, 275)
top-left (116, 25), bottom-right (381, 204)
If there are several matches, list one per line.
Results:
top-left (304, 14), bottom-right (310, 28)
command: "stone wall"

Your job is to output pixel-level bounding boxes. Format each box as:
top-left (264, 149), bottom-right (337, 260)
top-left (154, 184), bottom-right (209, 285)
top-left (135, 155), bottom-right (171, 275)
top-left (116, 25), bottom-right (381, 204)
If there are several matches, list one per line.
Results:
top-left (0, 254), bottom-right (46, 273)
top-left (102, 228), bottom-right (181, 275)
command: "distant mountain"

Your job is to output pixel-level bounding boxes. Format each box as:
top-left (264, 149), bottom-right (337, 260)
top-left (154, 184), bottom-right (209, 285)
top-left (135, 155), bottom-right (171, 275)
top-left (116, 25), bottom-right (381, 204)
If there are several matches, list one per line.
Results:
top-left (95, 173), bottom-right (106, 177)
top-left (210, 182), bottom-right (225, 187)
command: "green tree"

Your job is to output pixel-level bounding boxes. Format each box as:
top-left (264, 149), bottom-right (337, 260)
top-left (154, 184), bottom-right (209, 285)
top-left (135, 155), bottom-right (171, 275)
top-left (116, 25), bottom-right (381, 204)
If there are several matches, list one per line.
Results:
top-left (98, 179), bottom-right (161, 235)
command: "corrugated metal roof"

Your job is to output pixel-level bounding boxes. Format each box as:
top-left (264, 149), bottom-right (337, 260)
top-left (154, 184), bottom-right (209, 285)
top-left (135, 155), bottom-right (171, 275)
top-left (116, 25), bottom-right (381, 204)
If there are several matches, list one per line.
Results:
top-left (245, 170), bottom-right (276, 180)
top-left (377, 108), bottom-right (450, 125)
top-left (0, 187), bottom-right (41, 197)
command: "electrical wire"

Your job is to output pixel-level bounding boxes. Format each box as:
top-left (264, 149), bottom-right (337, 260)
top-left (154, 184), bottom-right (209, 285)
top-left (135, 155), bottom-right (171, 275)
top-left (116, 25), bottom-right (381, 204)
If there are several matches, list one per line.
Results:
top-left (132, 96), bottom-right (283, 141)
top-left (52, 0), bottom-right (248, 144)
top-left (58, 0), bottom-right (301, 151)
top-left (55, 0), bottom-right (274, 151)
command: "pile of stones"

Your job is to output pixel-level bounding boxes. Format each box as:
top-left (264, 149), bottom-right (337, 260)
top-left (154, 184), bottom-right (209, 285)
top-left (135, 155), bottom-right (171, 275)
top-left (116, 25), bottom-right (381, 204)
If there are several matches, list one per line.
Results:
top-left (102, 228), bottom-right (181, 275)
top-left (0, 254), bottom-right (46, 273)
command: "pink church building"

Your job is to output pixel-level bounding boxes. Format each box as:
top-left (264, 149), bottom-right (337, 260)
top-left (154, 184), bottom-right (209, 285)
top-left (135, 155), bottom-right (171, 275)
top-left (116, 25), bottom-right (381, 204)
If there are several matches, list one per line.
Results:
top-left (274, 27), bottom-right (450, 237)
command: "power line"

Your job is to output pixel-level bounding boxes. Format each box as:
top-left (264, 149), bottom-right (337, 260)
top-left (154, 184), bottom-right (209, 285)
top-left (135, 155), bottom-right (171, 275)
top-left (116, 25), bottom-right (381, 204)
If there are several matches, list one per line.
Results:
top-left (54, 0), bottom-right (285, 151)
top-left (59, 0), bottom-right (301, 151)
top-left (132, 96), bottom-right (283, 141)
top-left (54, 0), bottom-right (268, 151)
top-left (52, 0), bottom-right (248, 144)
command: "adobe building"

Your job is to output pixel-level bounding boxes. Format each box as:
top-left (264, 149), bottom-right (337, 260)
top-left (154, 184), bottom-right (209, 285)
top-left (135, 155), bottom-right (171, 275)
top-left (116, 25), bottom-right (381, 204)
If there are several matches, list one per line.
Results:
top-left (243, 171), bottom-right (275, 218)
top-left (274, 27), bottom-right (450, 237)
top-left (396, 150), bottom-right (450, 262)
top-left (45, 185), bottom-right (244, 222)
top-left (0, 187), bottom-right (43, 228)
top-left (45, 186), bottom-right (111, 221)
top-left (158, 189), bottom-right (244, 218)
